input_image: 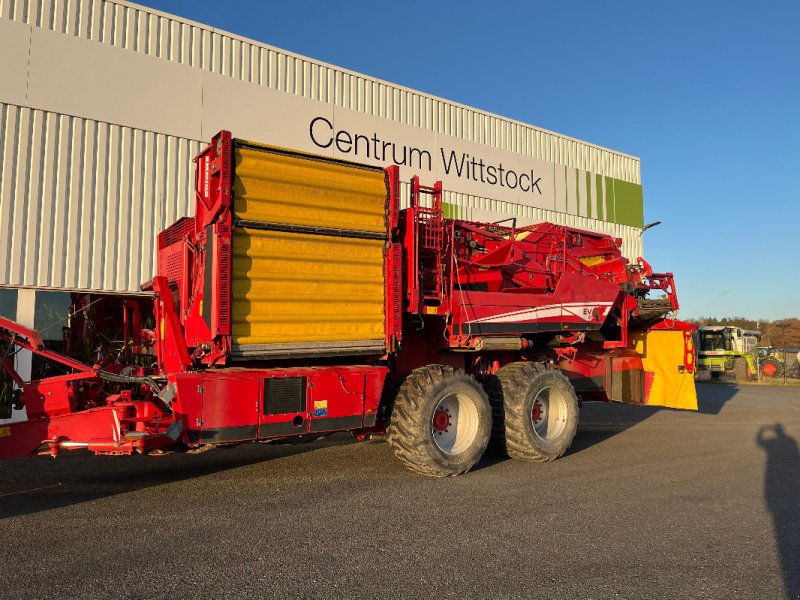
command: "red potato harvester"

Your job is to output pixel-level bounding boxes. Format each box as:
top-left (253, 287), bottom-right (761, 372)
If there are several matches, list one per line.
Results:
top-left (0, 131), bottom-right (696, 476)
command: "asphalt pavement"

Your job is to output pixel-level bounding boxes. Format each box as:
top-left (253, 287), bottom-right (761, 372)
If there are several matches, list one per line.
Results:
top-left (1, 383), bottom-right (798, 599)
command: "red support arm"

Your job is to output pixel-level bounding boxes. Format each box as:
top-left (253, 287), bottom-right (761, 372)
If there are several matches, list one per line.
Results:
top-left (153, 276), bottom-right (193, 372)
top-left (0, 316), bottom-right (93, 373)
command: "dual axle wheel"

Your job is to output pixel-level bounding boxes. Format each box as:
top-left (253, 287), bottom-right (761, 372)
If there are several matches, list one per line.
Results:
top-left (386, 363), bottom-right (579, 477)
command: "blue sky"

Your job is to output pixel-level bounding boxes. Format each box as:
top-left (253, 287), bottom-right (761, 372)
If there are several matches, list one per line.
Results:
top-left (142, 0), bottom-right (798, 321)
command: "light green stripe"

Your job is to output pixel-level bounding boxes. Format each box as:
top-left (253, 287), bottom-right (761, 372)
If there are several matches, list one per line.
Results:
top-left (585, 171), bottom-right (592, 219)
top-left (442, 202), bottom-right (459, 219)
top-left (605, 176), bottom-right (616, 222)
top-left (596, 173), bottom-right (604, 221)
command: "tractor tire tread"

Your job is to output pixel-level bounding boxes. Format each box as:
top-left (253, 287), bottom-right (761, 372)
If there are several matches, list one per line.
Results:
top-left (487, 361), bottom-right (578, 462)
top-left (733, 357), bottom-right (748, 382)
top-left (387, 365), bottom-right (488, 477)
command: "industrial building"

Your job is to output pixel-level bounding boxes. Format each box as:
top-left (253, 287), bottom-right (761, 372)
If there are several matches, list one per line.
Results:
top-left (0, 0), bottom-right (644, 421)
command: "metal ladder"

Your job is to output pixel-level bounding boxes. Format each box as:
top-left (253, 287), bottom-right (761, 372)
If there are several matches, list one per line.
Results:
top-left (409, 176), bottom-right (447, 313)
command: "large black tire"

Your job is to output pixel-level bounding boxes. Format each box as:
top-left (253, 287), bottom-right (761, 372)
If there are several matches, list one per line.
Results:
top-left (386, 365), bottom-right (491, 477)
top-left (487, 362), bottom-right (579, 462)
top-left (761, 358), bottom-right (784, 379)
top-left (733, 357), bottom-right (749, 382)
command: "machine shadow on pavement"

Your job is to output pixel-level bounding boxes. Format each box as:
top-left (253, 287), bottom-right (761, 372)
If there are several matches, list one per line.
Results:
top-left (469, 397), bottom-right (665, 470)
top-left (695, 383), bottom-right (742, 415)
top-left (0, 385), bottom-right (746, 516)
top-left (565, 383), bottom-right (741, 456)
top-left (0, 436), bottom-right (355, 520)
top-left (566, 401), bottom-right (662, 456)
top-left (757, 423), bottom-right (800, 599)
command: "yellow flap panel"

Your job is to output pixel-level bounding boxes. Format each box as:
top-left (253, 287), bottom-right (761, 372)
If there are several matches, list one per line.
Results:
top-left (633, 330), bottom-right (698, 410)
top-left (234, 144), bottom-right (387, 233)
top-left (232, 228), bottom-right (385, 345)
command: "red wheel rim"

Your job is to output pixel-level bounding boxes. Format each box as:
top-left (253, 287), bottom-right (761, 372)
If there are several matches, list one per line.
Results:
top-left (531, 401), bottom-right (542, 424)
top-left (432, 409), bottom-right (450, 432)
top-left (763, 363), bottom-right (777, 377)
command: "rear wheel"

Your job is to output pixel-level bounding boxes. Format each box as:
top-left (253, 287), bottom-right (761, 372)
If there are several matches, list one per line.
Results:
top-left (487, 362), bottom-right (579, 462)
top-left (733, 357), bottom-right (748, 382)
top-left (761, 358), bottom-right (783, 379)
top-left (386, 365), bottom-right (491, 477)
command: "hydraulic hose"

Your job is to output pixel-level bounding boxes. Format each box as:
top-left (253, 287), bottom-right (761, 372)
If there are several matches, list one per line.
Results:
top-left (97, 370), bottom-right (166, 393)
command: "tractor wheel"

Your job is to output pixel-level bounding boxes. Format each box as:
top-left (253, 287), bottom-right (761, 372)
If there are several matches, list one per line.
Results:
top-left (733, 357), bottom-right (748, 382)
top-left (386, 365), bottom-right (491, 477)
top-left (761, 358), bottom-right (784, 379)
top-left (487, 362), bottom-right (579, 462)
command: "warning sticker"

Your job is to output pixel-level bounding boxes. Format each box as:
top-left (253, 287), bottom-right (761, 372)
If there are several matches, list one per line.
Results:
top-left (0, 426), bottom-right (10, 438)
top-left (313, 400), bottom-right (328, 417)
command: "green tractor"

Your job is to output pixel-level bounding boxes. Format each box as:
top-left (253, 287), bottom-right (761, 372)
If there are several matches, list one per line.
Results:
top-left (697, 326), bottom-right (760, 381)
top-left (757, 346), bottom-right (784, 379)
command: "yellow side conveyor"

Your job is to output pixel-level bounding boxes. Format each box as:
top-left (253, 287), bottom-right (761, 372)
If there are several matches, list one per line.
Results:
top-left (234, 144), bottom-right (387, 233)
top-left (230, 140), bottom-right (389, 359)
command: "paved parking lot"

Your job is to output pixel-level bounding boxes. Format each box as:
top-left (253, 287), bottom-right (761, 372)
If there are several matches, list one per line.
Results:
top-left (1, 383), bottom-right (798, 599)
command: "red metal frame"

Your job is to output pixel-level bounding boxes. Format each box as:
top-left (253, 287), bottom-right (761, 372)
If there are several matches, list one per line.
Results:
top-left (384, 166), bottom-right (403, 351)
top-left (403, 176), bottom-right (447, 315)
top-left (181, 130), bottom-right (234, 366)
top-left (153, 275), bottom-right (192, 372)
top-left (415, 217), bottom-right (679, 351)
top-left (0, 317), bottom-right (92, 373)
top-left (0, 317), bottom-right (177, 459)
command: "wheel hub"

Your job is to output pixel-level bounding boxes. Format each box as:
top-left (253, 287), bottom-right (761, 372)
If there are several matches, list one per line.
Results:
top-left (531, 401), bottom-right (542, 424)
top-left (530, 387), bottom-right (568, 441)
top-left (433, 409), bottom-right (450, 433)
top-left (430, 392), bottom-right (481, 456)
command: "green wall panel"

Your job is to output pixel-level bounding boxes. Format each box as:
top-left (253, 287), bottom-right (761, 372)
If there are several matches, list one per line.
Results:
top-left (612, 179), bottom-right (644, 228)
top-left (596, 173), bottom-right (604, 221)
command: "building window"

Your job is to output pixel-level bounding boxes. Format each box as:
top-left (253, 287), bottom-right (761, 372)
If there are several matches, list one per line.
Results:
top-left (32, 291), bottom-right (74, 380)
top-left (29, 291), bottom-right (155, 381)
top-left (0, 288), bottom-right (17, 320)
top-left (0, 289), bottom-right (17, 418)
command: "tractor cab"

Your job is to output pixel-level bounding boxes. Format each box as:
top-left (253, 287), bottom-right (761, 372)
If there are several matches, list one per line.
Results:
top-left (697, 326), bottom-right (761, 379)
top-left (698, 326), bottom-right (759, 355)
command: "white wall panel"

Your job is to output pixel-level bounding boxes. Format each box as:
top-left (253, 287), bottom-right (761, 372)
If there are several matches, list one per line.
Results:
top-left (0, 19), bottom-right (29, 106)
top-left (0, 103), bottom-right (202, 291)
top-left (27, 24), bottom-right (203, 140)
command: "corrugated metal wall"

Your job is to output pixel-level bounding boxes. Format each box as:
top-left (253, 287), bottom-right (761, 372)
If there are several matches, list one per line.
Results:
top-left (0, 0), bottom-right (643, 293)
top-left (0, 103), bottom-right (201, 291)
top-left (0, 0), bottom-right (640, 182)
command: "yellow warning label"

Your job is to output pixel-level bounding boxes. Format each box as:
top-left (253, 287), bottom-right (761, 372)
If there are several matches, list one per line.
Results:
top-left (0, 426), bottom-right (10, 438)
top-left (313, 400), bottom-right (328, 417)
top-left (425, 306), bottom-right (439, 315)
